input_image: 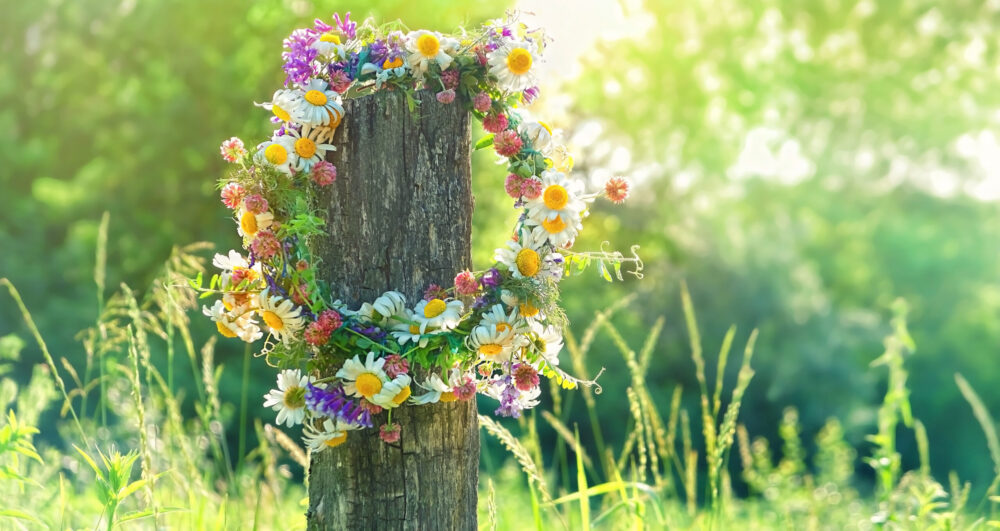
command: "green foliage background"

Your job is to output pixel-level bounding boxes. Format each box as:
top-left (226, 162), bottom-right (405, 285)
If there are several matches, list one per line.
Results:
top-left (3, 0), bottom-right (1000, 503)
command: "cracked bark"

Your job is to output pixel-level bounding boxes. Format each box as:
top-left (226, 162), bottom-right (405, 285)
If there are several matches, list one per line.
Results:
top-left (307, 89), bottom-right (479, 530)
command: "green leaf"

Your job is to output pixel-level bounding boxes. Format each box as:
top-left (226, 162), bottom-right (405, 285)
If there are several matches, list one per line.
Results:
top-left (0, 509), bottom-right (43, 524)
top-left (74, 444), bottom-right (105, 482)
top-left (115, 507), bottom-right (186, 526)
top-left (598, 261), bottom-right (613, 282)
top-left (474, 134), bottom-right (495, 150)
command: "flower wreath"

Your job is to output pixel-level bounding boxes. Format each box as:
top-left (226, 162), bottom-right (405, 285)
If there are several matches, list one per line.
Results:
top-left (195, 12), bottom-right (643, 451)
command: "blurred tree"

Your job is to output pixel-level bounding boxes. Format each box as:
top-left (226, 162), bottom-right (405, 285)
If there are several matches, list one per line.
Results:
top-left (550, 0), bottom-right (1000, 492)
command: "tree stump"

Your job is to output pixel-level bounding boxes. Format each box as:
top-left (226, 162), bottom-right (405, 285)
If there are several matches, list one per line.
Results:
top-left (307, 89), bottom-right (479, 530)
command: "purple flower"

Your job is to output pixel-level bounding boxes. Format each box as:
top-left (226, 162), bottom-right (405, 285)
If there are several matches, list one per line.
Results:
top-left (480, 267), bottom-right (501, 289)
top-left (313, 18), bottom-right (334, 33)
top-left (282, 28), bottom-right (320, 86)
top-left (368, 39), bottom-right (390, 66)
top-left (494, 376), bottom-right (523, 418)
top-left (522, 86), bottom-right (541, 104)
top-left (351, 323), bottom-right (387, 343)
top-left (305, 384), bottom-right (373, 427)
top-left (333, 12), bottom-right (357, 40)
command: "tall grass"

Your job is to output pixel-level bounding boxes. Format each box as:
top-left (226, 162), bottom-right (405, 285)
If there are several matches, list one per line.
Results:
top-left (482, 293), bottom-right (1000, 530)
top-left (3, 219), bottom-right (1000, 529)
top-left (0, 216), bottom-right (304, 528)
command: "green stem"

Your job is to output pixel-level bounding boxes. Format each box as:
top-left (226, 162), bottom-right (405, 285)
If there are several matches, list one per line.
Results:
top-left (1, 279), bottom-right (91, 447)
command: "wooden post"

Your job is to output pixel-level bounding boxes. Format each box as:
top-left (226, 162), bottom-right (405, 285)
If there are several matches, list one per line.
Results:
top-left (306, 89), bottom-right (479, 530)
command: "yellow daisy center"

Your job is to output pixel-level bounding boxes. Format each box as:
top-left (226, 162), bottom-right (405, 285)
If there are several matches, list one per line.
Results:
top-left (393, 386), bottom-right (412, 405)
top-left (506, 47), bottom-right (533, 75)
top-left (355, 372), bottom-right (383, 399)
top-left (424, 298), bottom-right (447, 318)
top-left (240, 211), bottom-right (258, 235)
top-left (479, 344), bottom-right (503, 357)
top-left (272, 104), bottom-right (291, 122)
top-left (283, 385), bottom-right (305, 409)
top-left (216, 321), bottom-right (237, 338)
top-left (409, 324), bottom-right (421, 334)
top-left (222, 299), bottom-right (234, 311)
top-left (416, 33), bottom-right (440, 58)
top-left (543, 184), bottom-right (569, 210)
top-left (320, 34), bottom-right (341, 44)
top-left (496, 322), bottom-right (511, 333)
top-left (264, 144), bottom-right (288, 165)
top-left (542, 215), bottom-right (567, 234)
top-left (515, 248), bottom-right (540, 277)
top-left (439, 391), bottom-right (457, 402)
top-left (304, 90), bottom-right (328, 106)
top-left (327, 109), bottom-right (342, 128)
top-left (519, 301), bottom-right (540, 317)
top-left (383, 57), bottom-right (404, 69)
top-left (294, 137), bottom-right (317, 158)
top-left (325, 432), bottom-right (348, 448)
top-left (261, 310), bottom-right (284, 331)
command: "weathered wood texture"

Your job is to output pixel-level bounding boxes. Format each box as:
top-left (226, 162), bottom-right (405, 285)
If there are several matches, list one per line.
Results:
top-left (307, 89), bottom-right (479, 530)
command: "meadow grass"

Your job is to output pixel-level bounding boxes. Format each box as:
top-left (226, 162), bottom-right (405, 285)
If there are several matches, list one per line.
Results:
top-left (2, 225), bottom-right (1000, 529)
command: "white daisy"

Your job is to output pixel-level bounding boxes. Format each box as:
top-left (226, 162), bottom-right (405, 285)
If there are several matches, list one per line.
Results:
top-left (202, 300), bottom-right (263, 342)
top-left (303, 418), bottom-right (356, 453)
top-left (369, 373), bottom-right (412, 409)
top-left (258, 290), bottom-right (305, 343)
top-left (467, 323), bottom-right (520, 362)
top-left (519, 121), bottom-right (553, 154)
top-left (389, 309), bottom-right (431, 348)
top-left (254, 134), bottom-right (296, 175)
top-left (235, 203), bottom-right (275, 239)
top-left (283, 124), bottom-right (336, 173)
top-left (524, 210), bottom-right (582, 249)
top-left (412, 298), bottom-right (464, 334)
top-left (495, 228), bottom-right (559, 280)
top-left (336, 352), bottom-right (389, 401)
top-left (524, 170), bottom-right (587, 224)
top-left (479, 304), bottom-right (529, 337)
top-left (262, 369), bottom-right (312, 427)
top-left (311, 33), bottom-right (347, 60)
top-left (290, 78), bottom-right (344, 128)
top-left (371, 291), bottom-right (408, 326)
top-left (410, 372), bottom-right (458, 405)
top-left (487, 40), bottom-right (539, 92)
top-left (405, 30), bottom-right (459, 78)
top-left (500, 290), bottom-right (544, 321)
top-left (254, 89), bottom-right (298, 123)
top-left (530, 321), bottom-right (564, 366)
top-left (214, 250), bottom-right (263, 284)
top-left (212, 249), bottom-right (250, 271)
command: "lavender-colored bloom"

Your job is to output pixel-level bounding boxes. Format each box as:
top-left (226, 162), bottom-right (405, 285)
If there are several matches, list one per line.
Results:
top-left (494, 376), bottom-right (523, 418)
top-left (480, 267), bottom-right (501, 289)
top-left (351, 323), bottom-right (387, 343)
top-left (305, 383), bottom-right (373, 427)
top-left (522, 86), bottom-right (541, 104)
top-left (313, 18), bottom-right (334, 33)
top-left (472, 295), bottom-right (489, 310)
top-left (333, 12), bottom-right (357, 40)
top-left (282, 28), bottom-right (320, 86)
top-left (368, 39), bottom-right (390, 65)
top-left (501, 27), bottom-right (513, 37)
